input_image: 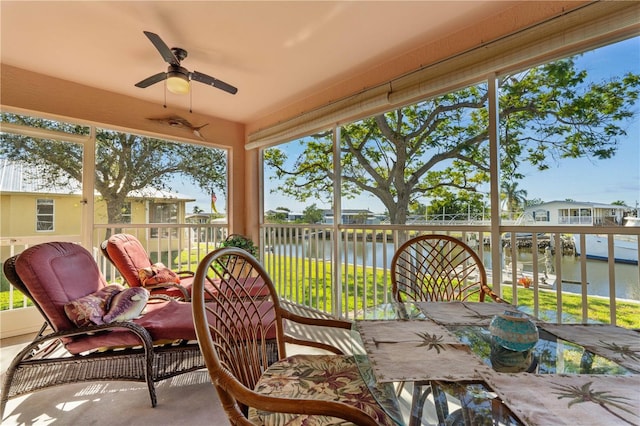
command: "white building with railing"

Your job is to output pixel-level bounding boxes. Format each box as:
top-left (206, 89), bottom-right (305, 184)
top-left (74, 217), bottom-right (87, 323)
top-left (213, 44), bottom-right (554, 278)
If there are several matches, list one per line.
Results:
top-left (520, 201), bottom-right (634, 226)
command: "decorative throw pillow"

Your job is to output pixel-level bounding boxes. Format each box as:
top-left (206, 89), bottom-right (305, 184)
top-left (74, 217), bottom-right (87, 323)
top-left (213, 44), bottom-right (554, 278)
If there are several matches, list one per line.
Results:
top-left (103, 287), bottom-right (149, 323)
top-left (64, 284), bottom-right (125, 327)
top-left (138, 262), bottom-right (180, 287)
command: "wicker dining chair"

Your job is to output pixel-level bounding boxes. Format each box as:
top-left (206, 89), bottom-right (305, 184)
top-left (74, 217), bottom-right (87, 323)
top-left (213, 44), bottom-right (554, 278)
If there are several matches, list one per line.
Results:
top-left (391, 234), bottom-right (503, 303)
top-left (391, 234), bottom-right (504, 425)
top-left (192, 247), bottom-right (402, 426)
top-left (1, 241), bottom-right (206, 419)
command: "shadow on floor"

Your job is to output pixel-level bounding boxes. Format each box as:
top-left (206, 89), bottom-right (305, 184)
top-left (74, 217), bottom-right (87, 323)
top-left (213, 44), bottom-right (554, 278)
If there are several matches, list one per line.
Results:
top-left (1, 334), bottom-right (230, 426)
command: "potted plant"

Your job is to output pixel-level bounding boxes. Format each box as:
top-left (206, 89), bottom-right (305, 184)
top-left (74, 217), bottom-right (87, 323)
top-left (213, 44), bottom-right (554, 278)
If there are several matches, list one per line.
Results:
top-left (220, 234), bottom-right (259, 258)
top-left (218, 234), bottom-right (260, 278)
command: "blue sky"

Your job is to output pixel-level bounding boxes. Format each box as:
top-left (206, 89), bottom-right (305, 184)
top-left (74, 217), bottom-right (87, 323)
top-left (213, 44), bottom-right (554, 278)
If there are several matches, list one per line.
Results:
top-left (183, 36), bottom-right (640, 215)
top-left (518, 37), bottom-right (639, 210)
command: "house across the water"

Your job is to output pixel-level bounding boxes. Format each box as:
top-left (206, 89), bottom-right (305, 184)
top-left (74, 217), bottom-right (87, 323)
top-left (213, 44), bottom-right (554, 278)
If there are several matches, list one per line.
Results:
top-left (520, 201), bottom-right (635, 227)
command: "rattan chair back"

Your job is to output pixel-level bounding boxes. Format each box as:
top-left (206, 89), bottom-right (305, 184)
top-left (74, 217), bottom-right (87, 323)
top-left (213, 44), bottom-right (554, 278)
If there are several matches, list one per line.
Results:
top-left (391, 234), bottom-right (499, 303)
top-left (193, 248), bottom-right (283, 402)
top-left (192, 247), bottom-right (384, 426)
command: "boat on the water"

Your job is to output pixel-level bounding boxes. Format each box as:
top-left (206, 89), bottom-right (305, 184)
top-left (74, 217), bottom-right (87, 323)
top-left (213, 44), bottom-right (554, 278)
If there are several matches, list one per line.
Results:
top-left (624, 216), bottom-right (640, 227)
top-left (573, 217), bottom-right (639, 265)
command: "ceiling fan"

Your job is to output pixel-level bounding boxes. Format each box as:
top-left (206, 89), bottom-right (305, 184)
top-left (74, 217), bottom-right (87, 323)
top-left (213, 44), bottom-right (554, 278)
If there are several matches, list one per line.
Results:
top-left (135, 31), bottom-right (237, 95)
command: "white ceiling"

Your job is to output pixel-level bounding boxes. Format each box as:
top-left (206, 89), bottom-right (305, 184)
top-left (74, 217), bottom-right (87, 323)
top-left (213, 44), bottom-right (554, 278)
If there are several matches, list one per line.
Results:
top-left (1, 1), bottom-right (522, 125)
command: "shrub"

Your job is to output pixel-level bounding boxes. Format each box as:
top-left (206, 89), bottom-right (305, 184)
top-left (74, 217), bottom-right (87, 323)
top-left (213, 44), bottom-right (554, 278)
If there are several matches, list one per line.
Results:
top-left (220, 234), bottom-right (259, 258)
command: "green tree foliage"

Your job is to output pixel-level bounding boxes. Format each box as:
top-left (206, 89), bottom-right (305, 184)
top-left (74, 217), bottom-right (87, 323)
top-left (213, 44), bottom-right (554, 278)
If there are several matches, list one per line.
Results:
top-left (409, 202), bottom-right (426, 217)
top-left (0, 113), bottom-right (226, 223)
top-left (301, 203), bottom-right (323, 224)
top-left (427, 191), bottom-right (485, 219)
top-left (265, 206), bottom-right (291, 223)
top-left (524, 198), bottom-right (544, 207)
top-left (265, 56), bottom-right (639, 224)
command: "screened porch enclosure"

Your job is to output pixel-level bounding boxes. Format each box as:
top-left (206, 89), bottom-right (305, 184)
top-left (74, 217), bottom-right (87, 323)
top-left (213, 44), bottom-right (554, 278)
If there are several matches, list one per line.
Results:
top-left (1, 2), bottom-right (639, 338)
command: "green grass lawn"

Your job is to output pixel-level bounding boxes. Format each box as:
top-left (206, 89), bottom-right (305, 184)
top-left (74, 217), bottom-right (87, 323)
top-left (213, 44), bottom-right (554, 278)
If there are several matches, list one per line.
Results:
top-left (500, 286), bottom-right (640, 329)
top-left (262, 254), bottom-right (640, 328)
top-left (3, 253), bottom-right (638, 330)
top-left (0, 291), bottom-right (32, 310)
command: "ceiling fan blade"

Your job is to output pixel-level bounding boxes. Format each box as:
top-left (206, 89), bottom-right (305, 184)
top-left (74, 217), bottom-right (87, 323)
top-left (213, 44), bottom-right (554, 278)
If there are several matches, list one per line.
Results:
top-left (135, 72), bottom-right (167, 88)
top-left (191, 71), bottom-right (238, 95)
top-left (143, 31), bottom-right (180, 66)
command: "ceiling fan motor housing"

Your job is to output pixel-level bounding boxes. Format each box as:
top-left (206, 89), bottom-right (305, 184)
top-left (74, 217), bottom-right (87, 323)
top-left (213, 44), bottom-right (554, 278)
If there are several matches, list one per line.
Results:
top-left (167, 65), bottom-right (190, 81)
top-left (171, 47), bottom-right (188, 62)
top-left (136, 31), bottom-right (237, 95)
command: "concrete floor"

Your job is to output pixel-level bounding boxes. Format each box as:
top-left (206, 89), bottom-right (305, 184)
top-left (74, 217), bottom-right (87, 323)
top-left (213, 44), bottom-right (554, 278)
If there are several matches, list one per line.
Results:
top-left (1, 333), bottom-right (231, 426)
top-left (1, 309), bottom-right (440, 426)
top-left (0, 308), bottom-right (354, 426)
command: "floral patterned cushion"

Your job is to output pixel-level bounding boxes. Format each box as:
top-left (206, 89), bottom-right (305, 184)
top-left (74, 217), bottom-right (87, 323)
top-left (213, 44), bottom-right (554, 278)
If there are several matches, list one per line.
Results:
top-left (138, 262), bottom-right (180, 287)
top-left (64, 284), bottom-right (149, 327)
top-left (103, 287), bottom-right (149, 323)
top-left (64, 284), bottom-right (125, 326)
top-left (249, 354), bottom-right (401, 426)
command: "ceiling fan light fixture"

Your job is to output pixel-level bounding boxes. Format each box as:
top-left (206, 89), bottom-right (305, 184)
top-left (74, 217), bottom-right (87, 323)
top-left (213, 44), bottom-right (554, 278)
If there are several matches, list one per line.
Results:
top-left (137, 32), bottom-right (237, 95)
top-left (166, 71), bottom-right (190, 94)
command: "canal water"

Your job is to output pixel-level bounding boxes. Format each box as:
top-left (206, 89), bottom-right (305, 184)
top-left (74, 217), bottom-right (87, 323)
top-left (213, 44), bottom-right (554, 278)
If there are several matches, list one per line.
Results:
top-left (483, 249), bottom-right (640, 301)
top-left (276, 240), bottom-right (640, 301)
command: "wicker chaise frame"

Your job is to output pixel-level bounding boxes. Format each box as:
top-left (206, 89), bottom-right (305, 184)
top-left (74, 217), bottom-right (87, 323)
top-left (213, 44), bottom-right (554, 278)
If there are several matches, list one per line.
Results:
top-left (1, 254), bottom-right (205, 419)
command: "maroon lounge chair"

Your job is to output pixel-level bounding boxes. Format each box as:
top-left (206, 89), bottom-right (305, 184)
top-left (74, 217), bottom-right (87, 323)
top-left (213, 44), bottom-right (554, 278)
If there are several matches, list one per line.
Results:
top-left (0, 241), bottom-right (276, 418)
top-left (101, 233), bottom-right (194, 300)
top-left (102, 233), bottom-right (269, 301)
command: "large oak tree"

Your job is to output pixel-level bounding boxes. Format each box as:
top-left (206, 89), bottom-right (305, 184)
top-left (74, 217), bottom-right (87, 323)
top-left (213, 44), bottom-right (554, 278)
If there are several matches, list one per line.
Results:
top-left (1, 114), bottom-right (226, 224)
top-left (265, 56), bottom-right (639, 224)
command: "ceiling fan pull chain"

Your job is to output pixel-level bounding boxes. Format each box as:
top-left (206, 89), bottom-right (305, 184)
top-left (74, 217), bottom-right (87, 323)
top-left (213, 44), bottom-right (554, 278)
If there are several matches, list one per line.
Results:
top-left (163, 82), bottom-right (167, 108)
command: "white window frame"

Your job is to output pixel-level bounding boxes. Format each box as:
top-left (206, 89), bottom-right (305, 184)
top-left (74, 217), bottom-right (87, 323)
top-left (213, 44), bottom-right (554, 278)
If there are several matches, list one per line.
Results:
top-left (36, 198), bottom-right (55, 232)
top-left (121, 201), bottom-right (132, 224)
top-left (148, 200), bottom-right (179, 239)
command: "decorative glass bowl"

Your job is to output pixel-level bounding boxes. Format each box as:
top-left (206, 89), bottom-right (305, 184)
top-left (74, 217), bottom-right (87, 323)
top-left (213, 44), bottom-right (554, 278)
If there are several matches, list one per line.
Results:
top-left (489, 310), bottom-right (538, 352)
top-left (490, 342), bottom-right (535, 373)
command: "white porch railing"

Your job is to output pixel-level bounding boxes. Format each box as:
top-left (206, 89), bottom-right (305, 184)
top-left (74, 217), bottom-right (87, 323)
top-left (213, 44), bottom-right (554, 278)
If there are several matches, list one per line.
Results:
top-left (261, 223), bottom-right (640, 326)
top-left (2, 223), bottom-right (638, 329)
top-left (0, 224), bottom-right (229, 313)
top-left (92, 224), bottom-right (229, 283)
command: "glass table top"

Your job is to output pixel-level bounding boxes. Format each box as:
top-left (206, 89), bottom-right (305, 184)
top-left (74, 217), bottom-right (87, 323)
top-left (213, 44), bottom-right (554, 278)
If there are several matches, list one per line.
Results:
top-left (352, 302), bottom-right (635, 425)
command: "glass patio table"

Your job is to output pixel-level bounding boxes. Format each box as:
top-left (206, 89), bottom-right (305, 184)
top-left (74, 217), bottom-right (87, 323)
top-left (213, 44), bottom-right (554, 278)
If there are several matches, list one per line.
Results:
top-left (351, 302), bottom-right (639, 426)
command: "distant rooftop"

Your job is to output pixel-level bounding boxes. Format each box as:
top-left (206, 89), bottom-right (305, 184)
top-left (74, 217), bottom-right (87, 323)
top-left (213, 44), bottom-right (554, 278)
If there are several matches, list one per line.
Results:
top-left (0, 159), bottom-right (195, 201)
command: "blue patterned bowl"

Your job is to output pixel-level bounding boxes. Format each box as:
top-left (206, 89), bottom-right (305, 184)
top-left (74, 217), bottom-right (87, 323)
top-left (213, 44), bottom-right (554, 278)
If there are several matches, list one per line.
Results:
top-left (490, 342), bottom-right (534, 373)
top-left (489, 310), bottom-right (538, 352)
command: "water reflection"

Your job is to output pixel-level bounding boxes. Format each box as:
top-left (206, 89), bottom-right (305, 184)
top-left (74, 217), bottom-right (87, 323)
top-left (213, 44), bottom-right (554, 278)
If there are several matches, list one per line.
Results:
top-left (270, 240), bottom-right (639, 301)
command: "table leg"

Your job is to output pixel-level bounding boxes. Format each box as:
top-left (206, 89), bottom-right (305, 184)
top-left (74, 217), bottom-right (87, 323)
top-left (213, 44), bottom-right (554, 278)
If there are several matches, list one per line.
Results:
top-left (409, 381), bottom-right (432, 426)
top-left (432, 383), bottom-right (449, 424)
top-left (408, 380), bottom-right (451, 426)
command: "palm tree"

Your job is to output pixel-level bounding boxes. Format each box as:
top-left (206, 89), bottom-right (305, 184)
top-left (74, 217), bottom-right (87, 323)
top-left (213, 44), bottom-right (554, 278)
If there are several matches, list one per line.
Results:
top-left (501, 181), bottom-right (528, 219)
